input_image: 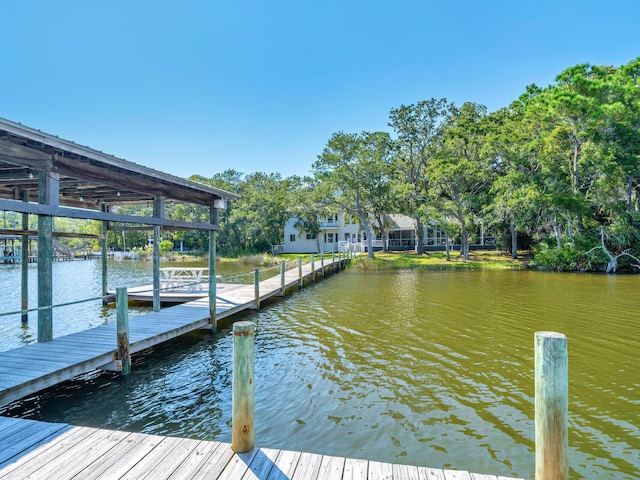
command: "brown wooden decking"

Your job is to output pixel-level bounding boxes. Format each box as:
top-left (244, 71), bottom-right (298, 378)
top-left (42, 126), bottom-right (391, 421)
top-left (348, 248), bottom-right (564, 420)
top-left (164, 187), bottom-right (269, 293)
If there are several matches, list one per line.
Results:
top-left (0, 417), bottom-right (526, 480)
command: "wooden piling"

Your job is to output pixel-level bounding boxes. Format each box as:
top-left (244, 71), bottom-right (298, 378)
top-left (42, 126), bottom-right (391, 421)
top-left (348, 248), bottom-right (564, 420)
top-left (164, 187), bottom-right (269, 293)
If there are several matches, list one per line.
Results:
top-left (280, 261), bottom-right (285, 296)
top-left (311, 254), bottom-right (315, 283)
top-left (116, 287), bottom-right (131, 376)
top-left (254, 269), bottom-right (260, 310)
top-left (298, 258), bottom-right (303, 289)
top-left (332, 251), bottom-right (335, 272)
top-left (321, 252), bottom-right (325, 277)
top-left (535, 331), bottom-right (568, 480)
top-left (20, 190), bottom-right (29, 325)
top-left (232, 321), bottom-right (255, 453)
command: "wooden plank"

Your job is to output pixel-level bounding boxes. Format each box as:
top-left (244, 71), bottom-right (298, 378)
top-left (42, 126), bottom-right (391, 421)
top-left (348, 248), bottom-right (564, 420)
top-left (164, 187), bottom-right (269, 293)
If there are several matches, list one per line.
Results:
top-left (266, 449), bottom-right (302, 480)
top-left (316, 454), bottom-right (346, 480)
top-left (117, 436), bottom-right (190, 480)
top-left (240, 447), bottom-right (280, 480)
top-left (343, 457), bottom-right (368, 480)
top-left (10, 427), bottom-right (131, 480)
top-left (442, 470), bottom-right (473, 480)
top-left (420, 467), bottom-right (447, 479)
top-left (86, 432), bottom-right (167, 479)
top-left (75, 431), bottom-right (143, 479)
top-left (166, 440), bottom-right (226, 479)
top-left (367, 460), bottom-right (393, 480)
top-left (0, 425), bottom-right (95, 478)
top-left (137, 437), bottom-right (202, 480)
top-left (216, 448), bottom-right (258, 480)
top-left (188, 443), bottom-right (236, 480)
top-left (0, 420), bottom-right (71, 468)
top-left (289, 451), bottom-right (323, 480)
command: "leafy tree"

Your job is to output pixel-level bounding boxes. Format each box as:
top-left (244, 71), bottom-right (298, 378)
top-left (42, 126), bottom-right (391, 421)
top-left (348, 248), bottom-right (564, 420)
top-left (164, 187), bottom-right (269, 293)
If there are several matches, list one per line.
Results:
top-left (314, 131), bottom-right (395, 258)
top-left (428, 102), bottom-right (493, 260)
top-left (389, 99), bottom-right (454, 254)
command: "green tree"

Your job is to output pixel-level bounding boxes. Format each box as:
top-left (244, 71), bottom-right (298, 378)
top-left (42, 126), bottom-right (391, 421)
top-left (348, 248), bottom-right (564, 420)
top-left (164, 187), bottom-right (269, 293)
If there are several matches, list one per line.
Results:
top-left (428, 102), bottom-right (493, 260)
top-left (314, 131), bottom-right (395, 258)
top-left (389, 98), bottom-right (454, 254)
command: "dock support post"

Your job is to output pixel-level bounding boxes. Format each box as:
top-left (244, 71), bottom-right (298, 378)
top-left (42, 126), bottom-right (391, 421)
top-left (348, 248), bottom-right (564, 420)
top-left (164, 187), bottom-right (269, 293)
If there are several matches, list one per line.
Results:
top-left (20, 189), bottom-right (29, 325)
top-left (311, 254), bottom-right (315, 283)
top-left (332, 251), bottom-right (335, 272)
top-left (232, 321), bottom-right (255, 453)
top-left (254, 268), bottom-right (260, 310)
top-left (298, 258), bottom-right (303, 289)
top-left (535, 331), bottom-right (568, 480)
top-left (116, 287), bottom-right (131, 376)
top-left (280, 261), bottom-right (285, 296)
top-left (321, 252), bottom-right (325, 277)
top-left (37, 171), bottom-right (59, 342)
top-left (209, 207), bottom-right (218, 333)
top-left (100, 204), bottom-right (108, 305)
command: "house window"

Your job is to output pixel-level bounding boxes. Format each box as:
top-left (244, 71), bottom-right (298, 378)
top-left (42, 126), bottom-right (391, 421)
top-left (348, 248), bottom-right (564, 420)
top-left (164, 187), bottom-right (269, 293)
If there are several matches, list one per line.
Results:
top-left (289, 234), bottom-right (296, 242)
top-left (345, 233), bottom-right (350, 241)
top-left (306, 233), bottom-right (316, 240)
top-left (327, 233), bottom-right (334, 243)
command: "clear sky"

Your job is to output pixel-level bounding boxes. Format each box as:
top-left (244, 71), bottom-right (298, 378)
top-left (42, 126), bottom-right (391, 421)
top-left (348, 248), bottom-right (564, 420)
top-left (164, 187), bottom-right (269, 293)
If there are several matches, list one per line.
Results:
top-left (1, 1), bottom-right (639, 180)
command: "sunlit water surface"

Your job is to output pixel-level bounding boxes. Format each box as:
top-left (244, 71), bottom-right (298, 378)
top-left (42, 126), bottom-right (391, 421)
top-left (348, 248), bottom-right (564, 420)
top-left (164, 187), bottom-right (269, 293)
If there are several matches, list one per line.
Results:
top-left (1, 262), bottom-right (638, 479)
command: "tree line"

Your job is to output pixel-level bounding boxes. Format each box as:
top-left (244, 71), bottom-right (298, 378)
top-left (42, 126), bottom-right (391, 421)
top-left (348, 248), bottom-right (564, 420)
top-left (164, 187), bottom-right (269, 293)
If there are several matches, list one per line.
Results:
top-left (6, 58), bottom-right (638, 271)
top-left (190, 58), bottom-right (639, 271)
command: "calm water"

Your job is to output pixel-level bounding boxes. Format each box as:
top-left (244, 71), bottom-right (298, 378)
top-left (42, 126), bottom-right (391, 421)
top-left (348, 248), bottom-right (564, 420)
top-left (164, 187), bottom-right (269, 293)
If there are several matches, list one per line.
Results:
top-left (1, 263), bottom-right (639, 479)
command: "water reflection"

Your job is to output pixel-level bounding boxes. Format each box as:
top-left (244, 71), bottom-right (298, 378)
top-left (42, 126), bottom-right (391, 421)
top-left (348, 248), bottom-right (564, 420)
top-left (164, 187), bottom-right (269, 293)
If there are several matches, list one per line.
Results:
top-left (1, 267), bottom-right (639, 479)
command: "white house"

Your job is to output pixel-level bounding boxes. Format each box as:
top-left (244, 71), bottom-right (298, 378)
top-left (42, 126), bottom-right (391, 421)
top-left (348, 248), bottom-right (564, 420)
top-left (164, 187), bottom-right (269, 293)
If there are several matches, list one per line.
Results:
top-left (280, 213), bottom-right (493, 254)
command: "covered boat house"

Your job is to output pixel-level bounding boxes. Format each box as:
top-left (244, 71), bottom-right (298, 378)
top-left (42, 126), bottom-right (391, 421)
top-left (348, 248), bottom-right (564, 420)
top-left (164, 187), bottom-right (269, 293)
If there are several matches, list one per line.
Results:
top-left (0, 117), bottom-right (238, 340)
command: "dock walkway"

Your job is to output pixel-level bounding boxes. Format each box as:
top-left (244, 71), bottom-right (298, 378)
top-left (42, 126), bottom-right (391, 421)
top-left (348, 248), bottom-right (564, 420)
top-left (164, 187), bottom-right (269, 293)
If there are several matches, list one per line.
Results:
top-left (0, 258), bottom-right (343, 406)
top-left (0, 416), bottom-right (525, 480)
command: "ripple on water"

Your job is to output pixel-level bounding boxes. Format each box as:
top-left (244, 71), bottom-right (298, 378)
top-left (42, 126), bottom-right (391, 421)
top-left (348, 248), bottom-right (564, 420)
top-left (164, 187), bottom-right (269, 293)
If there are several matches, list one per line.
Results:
top-left (1, 268), bottom-right (639, 479)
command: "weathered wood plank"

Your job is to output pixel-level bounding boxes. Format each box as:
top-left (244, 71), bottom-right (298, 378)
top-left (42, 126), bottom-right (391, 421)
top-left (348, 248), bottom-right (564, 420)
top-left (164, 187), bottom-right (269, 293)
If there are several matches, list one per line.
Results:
top-left (166, 440), bottom-right (226, 479)
top-left (316, 454), bottom-right (346, 480)
top-left (291, 452), bottom-right (323, 480)
top-left (266, 449), bottom-right (302, 480)
top-left (367, 460), bottom-right (393, 480)
top-left (343, 457), bottom-right (368, 480)
top-left (0, 425), bottom-right (96, 478)
top-left (216, 448), bottom-right (257, 480)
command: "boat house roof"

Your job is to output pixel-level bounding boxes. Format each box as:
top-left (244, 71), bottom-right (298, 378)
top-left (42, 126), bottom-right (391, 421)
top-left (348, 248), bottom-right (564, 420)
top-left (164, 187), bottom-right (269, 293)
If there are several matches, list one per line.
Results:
top-left (0, 117), bottom-right (239, 230)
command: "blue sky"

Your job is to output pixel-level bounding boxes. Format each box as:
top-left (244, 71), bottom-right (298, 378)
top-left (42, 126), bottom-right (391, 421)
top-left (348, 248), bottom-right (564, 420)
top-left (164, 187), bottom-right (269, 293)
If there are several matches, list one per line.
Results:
top-left (1, 1), bottom-right (639, 180)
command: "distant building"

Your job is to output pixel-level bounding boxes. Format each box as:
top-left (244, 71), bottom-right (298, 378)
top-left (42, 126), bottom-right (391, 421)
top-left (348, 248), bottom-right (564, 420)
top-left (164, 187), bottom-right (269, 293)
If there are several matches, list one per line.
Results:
top-left (278, 213), bottom-right (495, 254)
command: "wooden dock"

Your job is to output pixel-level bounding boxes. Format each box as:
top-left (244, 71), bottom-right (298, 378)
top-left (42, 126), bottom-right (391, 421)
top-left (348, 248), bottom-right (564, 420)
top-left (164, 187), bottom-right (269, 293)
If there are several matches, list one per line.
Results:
top-left (0, 416), bottom-right (525, 479)
top-left (0, 257), bottom-right (345, 406)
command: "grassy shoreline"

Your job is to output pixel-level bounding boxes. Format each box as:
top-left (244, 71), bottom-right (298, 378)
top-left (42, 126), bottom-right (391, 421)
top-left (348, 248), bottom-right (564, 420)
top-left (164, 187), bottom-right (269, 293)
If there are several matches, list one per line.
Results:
top-left (352, 251), bottom-right (529, 270)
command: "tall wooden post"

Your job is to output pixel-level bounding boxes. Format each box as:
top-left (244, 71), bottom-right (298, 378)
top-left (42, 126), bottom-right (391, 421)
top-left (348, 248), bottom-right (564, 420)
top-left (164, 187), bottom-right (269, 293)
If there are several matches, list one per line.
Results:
top-left (116, 287), bottom-right (131, 375)
top-left (311, 254), bottom-right (315, 283)
top-left (20, 189), bottom-right (29, 325)
top-left (152, 197), bottom-right (164, 313)
top-left (254, 268), bottom-right (260, 310)
top-left (232, 321), bottom-right (255, 453)
top-left (280, 261), bottom-right (285, 296)
top-left (37, 171), bottom-right (58, 343)
top-left (332, 251), bottom-right (335, 272)
top-left (535, 331), bottom-right (568, 480)
top-left (298, 258), bottom-right (303, 289)
top-left (321, 252), bottom-right (325, 277)
top-left (209, 206), bottom-right (218, 333)
top-left (101, 204), bottom-right (108, 305)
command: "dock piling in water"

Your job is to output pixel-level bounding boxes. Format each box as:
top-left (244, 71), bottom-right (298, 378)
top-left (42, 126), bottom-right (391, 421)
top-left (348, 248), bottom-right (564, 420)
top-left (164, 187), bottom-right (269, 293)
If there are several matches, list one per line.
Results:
top-left (535, 331), bottom-right (568, 480)
top-left (232, 321), bottom-right (255, 453)
top-left (116, 287), bottom-right (131, 375)
top-left (254, 269), bottom-right (260, 310)
top-left (298, 258), bottom-right (303, 289)
top-left (280, 261), bottom-right (285, 296)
